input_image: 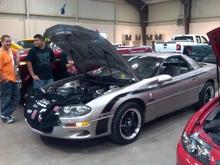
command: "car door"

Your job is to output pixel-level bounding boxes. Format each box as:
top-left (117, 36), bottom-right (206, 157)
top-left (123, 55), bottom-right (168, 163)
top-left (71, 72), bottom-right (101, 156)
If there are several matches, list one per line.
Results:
top-left (152, 56), bottom-right (200, 118)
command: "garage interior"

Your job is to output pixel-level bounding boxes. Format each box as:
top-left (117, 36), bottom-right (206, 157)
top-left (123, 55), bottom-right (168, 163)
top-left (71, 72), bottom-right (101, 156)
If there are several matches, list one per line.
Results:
top-left (1, 0), bottom-right (220, 164)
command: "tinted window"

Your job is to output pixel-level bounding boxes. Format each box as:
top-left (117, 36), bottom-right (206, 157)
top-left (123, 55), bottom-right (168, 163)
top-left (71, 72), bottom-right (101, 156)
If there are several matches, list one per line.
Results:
top-left (122, 55), bottom-right (135, 61)
top-left (17, 41), bottom-right (34, 49)
top-left (196, 36), bottom-right (201, 43)
top-left (174, 36), bottom-right (193, 42)
top-left (201, 36), bottom-right (208, 44)
top-left (160, 56), bottom-right (190, 77)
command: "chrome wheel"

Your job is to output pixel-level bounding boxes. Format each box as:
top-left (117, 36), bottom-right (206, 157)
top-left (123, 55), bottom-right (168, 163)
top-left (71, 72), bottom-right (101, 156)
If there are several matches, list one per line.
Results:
top-left (119, 108), bottom-right (142, 140)
top-left (203, 85), bottom-right (215, 104)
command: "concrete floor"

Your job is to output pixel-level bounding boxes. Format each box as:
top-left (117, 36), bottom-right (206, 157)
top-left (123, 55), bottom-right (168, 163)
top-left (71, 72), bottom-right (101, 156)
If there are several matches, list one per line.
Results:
top-left (0, 106), bottom-right (195, 165)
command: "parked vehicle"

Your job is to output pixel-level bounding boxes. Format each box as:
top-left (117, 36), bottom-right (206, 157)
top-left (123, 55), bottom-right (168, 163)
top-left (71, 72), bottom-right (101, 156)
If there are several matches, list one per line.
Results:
top-left (176, 97), bottom-right (220, 165)
top-left (117, 46), bottom-right (153, 54)
top-left (24, 25), bottom-right (217, 144)
top-left (183, 45), bottom-right (216, 64)
top-left (17, 38), bottom-right (34, 49)
top-left (176, 27), bottom-right (220, 165)
top-left (155, 34), bottom-right (208, 53)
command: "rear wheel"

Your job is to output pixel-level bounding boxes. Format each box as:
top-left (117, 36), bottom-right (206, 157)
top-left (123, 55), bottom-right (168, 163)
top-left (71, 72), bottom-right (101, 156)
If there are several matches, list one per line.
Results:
top-left (196, 82), bottom-right (215, 108)
top-left (110, 102), bottom-right (143, 145)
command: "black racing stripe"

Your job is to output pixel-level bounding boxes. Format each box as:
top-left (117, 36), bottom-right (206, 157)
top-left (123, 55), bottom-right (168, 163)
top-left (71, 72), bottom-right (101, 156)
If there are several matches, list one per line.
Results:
top-left (100, 72), bottom-right (206, 113)
top-left (160, 72), bottom-right (206, 88)
top-left (131, 87), bottom-right (158, 95)
top-left (96, 118), bottom-right (109, 135)
top-left (101, 93), bottom-right (129, 113)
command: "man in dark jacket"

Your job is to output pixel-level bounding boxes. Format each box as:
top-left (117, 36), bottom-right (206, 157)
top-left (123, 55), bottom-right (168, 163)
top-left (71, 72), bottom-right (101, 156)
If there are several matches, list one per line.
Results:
top-left (27, 34), bottom-right (55, 90)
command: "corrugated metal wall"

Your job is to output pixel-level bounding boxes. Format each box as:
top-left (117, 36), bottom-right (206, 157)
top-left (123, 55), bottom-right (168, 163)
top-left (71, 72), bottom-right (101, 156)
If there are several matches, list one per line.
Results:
top-left (147, 0), bottom-right (220, 41)
top-left (28, 0), bottom-right (76, 17)
top-left (148, 0), bottom-right (181, 24)
top-left (0, 0), bottom-right (141, 44)
top-left (0, 0), bottom-right (26, 14)
top-left (78, 0), bottom-right (115, 20)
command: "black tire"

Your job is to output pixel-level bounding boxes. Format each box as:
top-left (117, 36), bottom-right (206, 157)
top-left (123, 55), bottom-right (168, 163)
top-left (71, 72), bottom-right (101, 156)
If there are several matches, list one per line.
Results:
top-left (196, 82), bottom-right (215, 108)
top-left (110, 102), bottom-right (143, 145)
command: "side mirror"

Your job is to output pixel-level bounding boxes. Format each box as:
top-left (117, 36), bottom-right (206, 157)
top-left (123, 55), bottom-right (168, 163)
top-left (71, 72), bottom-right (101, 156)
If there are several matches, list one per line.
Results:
top-left (158, 75), bottom-right (172, 83)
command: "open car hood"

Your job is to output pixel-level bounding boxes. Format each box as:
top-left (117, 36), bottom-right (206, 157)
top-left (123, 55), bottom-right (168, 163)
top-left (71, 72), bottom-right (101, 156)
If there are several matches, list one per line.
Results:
top-left (44, 24), bottom-right (139, 81)
top-left (207, 27), bottom-right (220, 66)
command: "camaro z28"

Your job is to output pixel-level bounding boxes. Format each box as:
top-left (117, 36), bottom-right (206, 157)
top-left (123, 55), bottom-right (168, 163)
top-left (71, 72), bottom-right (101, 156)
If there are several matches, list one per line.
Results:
top-left (25, 25), bottom-right (217, 144)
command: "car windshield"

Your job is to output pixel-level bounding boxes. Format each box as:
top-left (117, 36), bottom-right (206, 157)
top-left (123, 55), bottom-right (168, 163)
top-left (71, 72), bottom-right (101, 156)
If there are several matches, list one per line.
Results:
top-left (174, 36), bottom-right (194, 42)
top-left (127, 56), bottom-right (161, 79)
top-left (17, 40), bottom-right (34, 49)
top-left (86, 66), bottom-right (132, 80)
top-left (87, 55), bottom-right (161, 80)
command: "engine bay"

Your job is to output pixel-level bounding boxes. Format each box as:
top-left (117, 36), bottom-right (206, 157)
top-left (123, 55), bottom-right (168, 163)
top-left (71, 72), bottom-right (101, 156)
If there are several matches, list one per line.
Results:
top-left (203, 104), bottom-right (220, 146)
top-left (43, 75), bottom-right (130, 104)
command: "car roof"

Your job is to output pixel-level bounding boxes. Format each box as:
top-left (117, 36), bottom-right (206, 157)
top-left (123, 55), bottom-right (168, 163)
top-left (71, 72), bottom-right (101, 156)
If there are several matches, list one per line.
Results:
top-left (123, 52), bottom-right (183, 59)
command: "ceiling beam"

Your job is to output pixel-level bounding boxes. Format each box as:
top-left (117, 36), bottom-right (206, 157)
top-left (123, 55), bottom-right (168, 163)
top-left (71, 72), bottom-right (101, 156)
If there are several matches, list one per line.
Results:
top-left (181, 0), bottom-right (192, 34)
top-left (126, 0), bottom-right (148, 45)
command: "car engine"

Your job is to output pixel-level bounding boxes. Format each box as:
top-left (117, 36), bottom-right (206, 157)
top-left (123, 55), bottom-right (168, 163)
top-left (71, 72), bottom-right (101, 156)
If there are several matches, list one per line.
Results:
top-left (204, 105), bottom-right (220, 146)
top-left (45, 78), bottom-right (120, 104)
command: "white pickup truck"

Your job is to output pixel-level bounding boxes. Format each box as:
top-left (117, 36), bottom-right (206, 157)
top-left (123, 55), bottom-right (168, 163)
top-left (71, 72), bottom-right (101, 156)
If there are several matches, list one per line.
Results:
top-left (155, 34), bottom-right (209, 53)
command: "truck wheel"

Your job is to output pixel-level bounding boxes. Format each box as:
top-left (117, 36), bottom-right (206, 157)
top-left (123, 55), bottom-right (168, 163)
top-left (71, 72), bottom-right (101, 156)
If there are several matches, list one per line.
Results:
top-left (110, 102), bottom-right (143, 145)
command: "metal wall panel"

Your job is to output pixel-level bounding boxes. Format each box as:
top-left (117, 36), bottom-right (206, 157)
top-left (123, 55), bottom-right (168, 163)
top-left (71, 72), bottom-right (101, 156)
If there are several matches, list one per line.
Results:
top-left (148, 0), bottom-right (180, 23)
top-left (192, 0), bottom-right (220, 19)
top-left (116, 0), bottom-right (139, 23)
top-left (0, 14), bottom-right (25, 41)
top-left (0, 0), bottom-right (25, 14)
top-left (78, 0), bottom-right (114, 20)
top-left (28, 0), bottom-right (75, 17)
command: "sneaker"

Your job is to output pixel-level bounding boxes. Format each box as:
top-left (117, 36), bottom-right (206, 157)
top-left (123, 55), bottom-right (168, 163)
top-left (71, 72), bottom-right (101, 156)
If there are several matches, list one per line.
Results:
top-left (1, 115), bottom-right (15, 124)
top-left (9, 116), bottom-right (14, 120)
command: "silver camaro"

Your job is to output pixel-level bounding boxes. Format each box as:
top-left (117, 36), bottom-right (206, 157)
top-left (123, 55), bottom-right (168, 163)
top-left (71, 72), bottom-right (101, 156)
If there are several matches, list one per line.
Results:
top-left (24, 25), bottom-right (217, 144)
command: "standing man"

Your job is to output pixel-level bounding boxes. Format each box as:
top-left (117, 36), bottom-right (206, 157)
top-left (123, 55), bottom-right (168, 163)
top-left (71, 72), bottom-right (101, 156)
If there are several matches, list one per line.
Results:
top-left (27, 34), bottom-right (55, 90)
top-left (0, 35), bottom-right (20, 124)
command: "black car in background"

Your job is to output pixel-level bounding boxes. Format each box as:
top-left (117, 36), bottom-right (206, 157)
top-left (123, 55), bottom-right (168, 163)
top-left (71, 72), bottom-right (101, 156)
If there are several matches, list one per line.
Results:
top-left (183, 45), bottom-right (216, 64)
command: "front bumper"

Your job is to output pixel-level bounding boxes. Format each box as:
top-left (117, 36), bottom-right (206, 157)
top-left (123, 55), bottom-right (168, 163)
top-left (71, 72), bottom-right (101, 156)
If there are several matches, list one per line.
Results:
top-left (25, 116), bottom-right (112, 139)
top-left (176, 141), bottom-right (203, 165)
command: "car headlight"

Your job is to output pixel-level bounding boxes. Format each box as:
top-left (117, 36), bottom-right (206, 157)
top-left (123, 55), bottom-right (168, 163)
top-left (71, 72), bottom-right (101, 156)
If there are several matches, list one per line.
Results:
top-left (182, 131), bottom-right (211, 164)
top-left (59, 105), bottom-right (92, 117)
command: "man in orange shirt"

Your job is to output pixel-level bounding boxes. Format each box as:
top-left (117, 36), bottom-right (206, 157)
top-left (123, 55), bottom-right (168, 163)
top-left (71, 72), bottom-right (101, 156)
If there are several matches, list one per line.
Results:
top-left (0, 35), bottom-right (20, 124)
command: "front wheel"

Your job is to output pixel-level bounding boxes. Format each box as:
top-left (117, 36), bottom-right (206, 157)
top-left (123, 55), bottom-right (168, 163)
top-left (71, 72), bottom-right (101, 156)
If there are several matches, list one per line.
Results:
top-left (110, 102), bottom-right (143, 145)
top-left (196, 82), bottom-right (215, 108)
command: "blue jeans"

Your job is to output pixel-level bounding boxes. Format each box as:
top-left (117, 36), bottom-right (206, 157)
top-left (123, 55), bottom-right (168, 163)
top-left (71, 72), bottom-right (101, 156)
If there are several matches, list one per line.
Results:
top-left (1, 82), bottom-right (20, 117)
top-left (33, 79), bottom-right (54, 89)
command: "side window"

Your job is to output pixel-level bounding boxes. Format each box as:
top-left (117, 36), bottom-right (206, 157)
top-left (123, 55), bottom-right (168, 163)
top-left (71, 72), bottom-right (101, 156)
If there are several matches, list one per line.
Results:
top-left (159, 57), bottom-right (190, 77)
top-left (201, 37), bottom-right (208, 44)
top-left (178, 57), bottom-right (190, 74)
top-left (196, 36), bottom-right (201, 43)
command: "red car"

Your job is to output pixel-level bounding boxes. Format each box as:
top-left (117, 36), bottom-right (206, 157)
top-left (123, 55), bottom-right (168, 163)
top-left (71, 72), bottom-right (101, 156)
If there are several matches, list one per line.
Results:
top-left (117, 46), bottom-right (152, 54)
top-left (176, 27), bottom-right (220, 165)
